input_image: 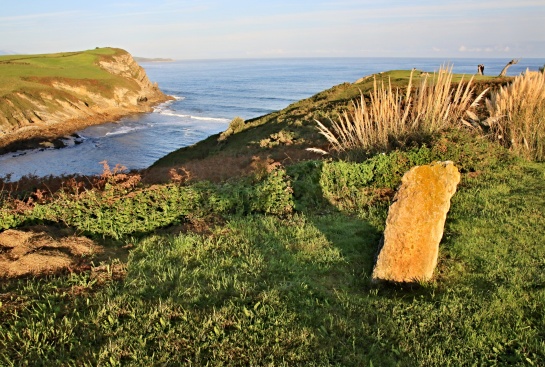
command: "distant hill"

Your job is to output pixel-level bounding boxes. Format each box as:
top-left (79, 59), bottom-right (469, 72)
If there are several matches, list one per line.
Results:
top-left (0, 50), bottom-right (18, 55)
top-left (134, 56), bottom-right (175, 63)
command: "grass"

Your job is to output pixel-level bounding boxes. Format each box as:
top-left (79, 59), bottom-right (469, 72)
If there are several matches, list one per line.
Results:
top-left (314, 66), bottom-right (487, 157)
top-left (1, 63), bottom-right (545, 365)
top-left (2, 157), bottom-right (545, 365)
top-left (0, 47), bottom-right (145, 132)
top-left (0, 48), bottom-right (119, 97)
top-left (486, 70), bottom-right (545, 160)
top-left (2, 131), bottom-right (544, 365)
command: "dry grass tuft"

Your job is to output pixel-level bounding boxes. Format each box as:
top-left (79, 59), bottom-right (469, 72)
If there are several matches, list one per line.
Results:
top-left (315, 65), bottom-right (486, 155)
top-left (485, 69), bottom-right (545, 160)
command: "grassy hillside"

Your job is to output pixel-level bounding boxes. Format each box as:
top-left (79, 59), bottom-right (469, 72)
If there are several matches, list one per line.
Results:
top-left (0, 48), bottom-right (139, 120)
top-left (1, 67), bottom-right (545, 365)
top-left (0, 48), bottom-right (120, 95)
top-left (148, 70), bottom-right (507, 182)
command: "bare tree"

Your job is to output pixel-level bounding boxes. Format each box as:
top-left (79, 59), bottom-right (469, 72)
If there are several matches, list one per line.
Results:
top-left (498, 59), bottom-right (519, 77)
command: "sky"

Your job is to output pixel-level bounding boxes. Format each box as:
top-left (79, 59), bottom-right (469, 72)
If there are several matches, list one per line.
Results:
top-left (1, 0), bottom-right (544, 59)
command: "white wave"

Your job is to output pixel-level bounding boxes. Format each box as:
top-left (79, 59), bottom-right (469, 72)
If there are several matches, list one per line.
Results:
top-left (105, 126), bottom-right (142, 136)
top-left (152, 95), bottom-right (185, 112)
top-left (190, 116), bottom-right (230, 122)
top-left (157, 110), bottom-right (229, 122)
top-left (159, 111), bottom-right (191, 118)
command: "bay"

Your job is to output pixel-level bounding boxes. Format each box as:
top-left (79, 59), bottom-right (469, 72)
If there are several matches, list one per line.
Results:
top-left (0, 57), bottom-right (543, 180)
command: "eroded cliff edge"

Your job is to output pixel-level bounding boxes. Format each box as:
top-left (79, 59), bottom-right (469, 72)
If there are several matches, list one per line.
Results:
top-left (0, 47), bottom-right (172, 153)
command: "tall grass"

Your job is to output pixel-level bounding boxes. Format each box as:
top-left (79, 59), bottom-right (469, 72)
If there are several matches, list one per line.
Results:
top-left (315, 66), bottom-right (486, 155)
top-left (486, 70), bottom-right (545, 161)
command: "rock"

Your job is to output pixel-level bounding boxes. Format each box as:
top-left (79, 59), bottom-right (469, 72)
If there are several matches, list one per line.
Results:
top-left (39, 141), bottom-right (55, 149)
top-left (372, 161), bottom-right (461, 283)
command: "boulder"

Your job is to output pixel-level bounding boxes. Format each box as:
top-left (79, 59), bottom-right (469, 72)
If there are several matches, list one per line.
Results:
top-left (372, 161), bottom-right (461, 283)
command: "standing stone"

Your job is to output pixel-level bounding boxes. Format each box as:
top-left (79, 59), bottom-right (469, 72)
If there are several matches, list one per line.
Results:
top-left (372, 161), bottom-right (461, 283)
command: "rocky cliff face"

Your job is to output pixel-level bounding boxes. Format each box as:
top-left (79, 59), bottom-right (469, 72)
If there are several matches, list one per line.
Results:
top-left (0, 48), bottom-right (171, 152)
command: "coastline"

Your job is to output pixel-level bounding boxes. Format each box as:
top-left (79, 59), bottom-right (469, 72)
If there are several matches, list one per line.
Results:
top-left (0, 94), bottom-right (174, 155)
top-left (0, 47), bottom-right (175, 156)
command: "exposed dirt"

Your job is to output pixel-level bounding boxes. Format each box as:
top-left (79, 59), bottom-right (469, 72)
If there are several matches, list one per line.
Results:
top-left (142, 146), bottom-right (321, 184)
top-left (0, 225), bottom-right (111, 279)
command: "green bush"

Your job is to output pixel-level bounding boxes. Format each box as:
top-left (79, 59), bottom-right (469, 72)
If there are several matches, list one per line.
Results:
top-left (288, 139), bottom-right (492, 213)
top-left (0, 166), bottom-right (294, 238)
top-left (287, 161), bottom-right (327, 211)
top-left (218, 116), bottom-right (245, 141)
top-left (204, 167), bottom-right (293, 216)
top-left (250, 167), bottom-right (293, 215)
top-left (0, 209), bottom-right (21, 230)
top-left (30, 185), bottom-right (201, 238)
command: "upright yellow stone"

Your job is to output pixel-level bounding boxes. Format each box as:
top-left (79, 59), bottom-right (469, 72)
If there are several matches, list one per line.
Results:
top-left (372, 161), bottom-right (461, 283)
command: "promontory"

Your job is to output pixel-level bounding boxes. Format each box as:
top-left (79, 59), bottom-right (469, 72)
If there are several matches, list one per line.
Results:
top-left (0, 47), bottom-right (171, 153)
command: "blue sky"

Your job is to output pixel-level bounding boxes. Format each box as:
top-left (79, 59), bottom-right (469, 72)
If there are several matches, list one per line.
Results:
top-left (1, 0), bottom-right (544, 59)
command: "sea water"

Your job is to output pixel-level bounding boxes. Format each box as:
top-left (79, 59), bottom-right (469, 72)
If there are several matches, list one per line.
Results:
top-left (0, 57), bottom-right (543, 180)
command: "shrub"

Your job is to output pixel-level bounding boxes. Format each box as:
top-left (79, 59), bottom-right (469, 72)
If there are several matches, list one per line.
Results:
top-left (287, 161), bottom-right (327, 211)
top-left (218, 116), bottom-right (245, 141)
top-left (0, 163), bottom-right (295, 237)
top-left (314, 66), bottom-right (486, 156)
top-left (30, 185), bottom-right (201, 239)
top-left (485, 70), bottom-right (545, 161)
top-left (204, 166), bottom-right (293, 216)
top-left (259, 130), bottom-right (297, 148)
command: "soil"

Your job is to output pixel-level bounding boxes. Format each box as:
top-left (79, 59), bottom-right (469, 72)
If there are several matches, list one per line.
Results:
top-left (0, 225), bottom-right (121, 279)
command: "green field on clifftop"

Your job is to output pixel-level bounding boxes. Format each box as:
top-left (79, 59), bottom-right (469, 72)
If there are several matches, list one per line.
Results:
top-left (0, 48), bottom-right (124, 96)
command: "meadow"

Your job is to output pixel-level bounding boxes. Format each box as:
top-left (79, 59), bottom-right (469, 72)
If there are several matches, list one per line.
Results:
top-left (1, 67), bottom-right (545, 366)
top-left (0, 48), bottom-right (127, 97)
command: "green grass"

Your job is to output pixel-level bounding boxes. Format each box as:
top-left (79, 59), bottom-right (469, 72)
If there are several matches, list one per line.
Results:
top-left (2, 132), bottom-right (545, 365)
top-left (1, 64), bottom-right (543, 365)
top-left (0, 48), bottom-right (119, 96)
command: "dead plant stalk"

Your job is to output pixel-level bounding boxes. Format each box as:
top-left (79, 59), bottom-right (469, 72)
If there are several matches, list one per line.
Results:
top-left (315, 66), bottom-right (486, 154)
top-left (486, 70), bottom-right (545, 161)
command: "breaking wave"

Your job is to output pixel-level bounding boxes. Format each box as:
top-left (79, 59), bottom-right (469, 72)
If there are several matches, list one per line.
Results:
top-left (157, 110), bottom-right (230, 122)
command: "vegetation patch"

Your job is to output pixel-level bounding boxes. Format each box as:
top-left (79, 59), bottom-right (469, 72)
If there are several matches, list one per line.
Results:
top-left (486, 70), bottom-right (545, 160)
top-left (314, 66), bottom-right (487, 158)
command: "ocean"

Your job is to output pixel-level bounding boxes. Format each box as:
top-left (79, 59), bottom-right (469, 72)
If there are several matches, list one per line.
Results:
top-left (0, 57), bottom-right (543, 180)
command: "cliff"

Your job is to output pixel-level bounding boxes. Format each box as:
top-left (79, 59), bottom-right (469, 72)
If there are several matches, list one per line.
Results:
top-left (0, 48), bottom-right (171, 153)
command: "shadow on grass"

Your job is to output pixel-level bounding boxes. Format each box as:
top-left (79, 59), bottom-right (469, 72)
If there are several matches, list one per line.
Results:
top-left (5, 161), bottom-right (545, 365)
